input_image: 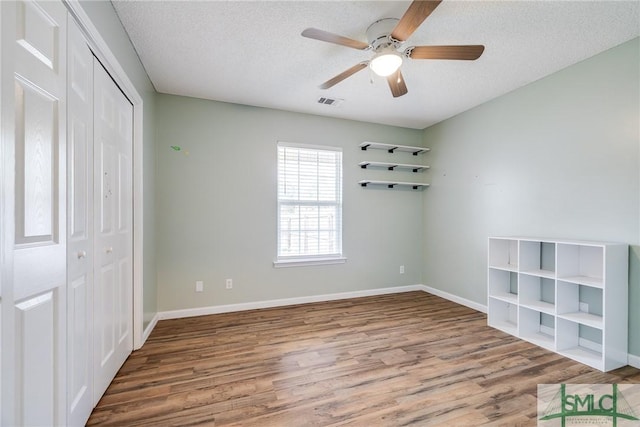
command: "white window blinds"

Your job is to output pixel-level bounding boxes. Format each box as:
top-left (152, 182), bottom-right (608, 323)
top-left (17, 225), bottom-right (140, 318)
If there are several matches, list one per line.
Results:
top-left (277, 143), bottom-right (343, 260)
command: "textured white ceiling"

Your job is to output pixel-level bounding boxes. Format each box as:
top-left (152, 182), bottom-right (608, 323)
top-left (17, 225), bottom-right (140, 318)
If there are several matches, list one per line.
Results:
top-left (112, 1), bottom-right (640, 129)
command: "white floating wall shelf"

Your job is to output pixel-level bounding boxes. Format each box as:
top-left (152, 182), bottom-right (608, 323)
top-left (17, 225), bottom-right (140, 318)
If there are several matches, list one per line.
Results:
top-left (358, 180), bottom-right (429, 190)
top-left (359, 141), bottom-right (430, 155)
top-left (358, 161), bottom-right (429, 173)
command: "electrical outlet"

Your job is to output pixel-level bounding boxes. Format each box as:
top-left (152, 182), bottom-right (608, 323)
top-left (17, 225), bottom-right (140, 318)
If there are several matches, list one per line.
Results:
top-left (225, 279), bottom-right (233, 289)
top-left (579, 302), bottom-right (588, 312)
top-left (400, 265), bottom-right (405, 274)
top-left (195, 281), bottom-right (203, 292)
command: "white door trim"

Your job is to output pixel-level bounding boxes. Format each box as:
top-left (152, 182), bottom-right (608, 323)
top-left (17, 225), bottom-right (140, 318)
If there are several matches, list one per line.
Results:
top-left (63, 0), bottom-right (145, 349)
top-left (0, 4), bottom-right (15, 422)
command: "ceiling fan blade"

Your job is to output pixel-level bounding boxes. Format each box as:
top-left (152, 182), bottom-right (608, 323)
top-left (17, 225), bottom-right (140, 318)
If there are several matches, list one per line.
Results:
top-left (319, 62), bottom-right (369, 89)
top-left (408, 45), bottom-right (485, 60)
top-left (302, 28), bottom-right (369, 50)
top-left (391, 0), bottom-right (442, 42)
top-left (387, 69), bottom-right (408, 98)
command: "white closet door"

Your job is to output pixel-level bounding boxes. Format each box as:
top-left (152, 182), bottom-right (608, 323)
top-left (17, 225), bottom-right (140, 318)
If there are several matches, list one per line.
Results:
top-left (93, 59), bottom-right (133, 404)
top-left (9, 0), bottom-right (67, 425)
top-left (67, 17), bottom-right (94, 426)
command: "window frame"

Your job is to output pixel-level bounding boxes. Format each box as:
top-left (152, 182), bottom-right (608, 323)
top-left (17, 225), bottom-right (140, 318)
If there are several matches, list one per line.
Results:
top-left (274, 142), bottom-right (345, 268)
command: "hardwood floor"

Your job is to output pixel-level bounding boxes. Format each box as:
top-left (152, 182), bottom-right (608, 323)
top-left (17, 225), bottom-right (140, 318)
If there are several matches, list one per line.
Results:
top-left (88, 292), bottom-right (640, 426)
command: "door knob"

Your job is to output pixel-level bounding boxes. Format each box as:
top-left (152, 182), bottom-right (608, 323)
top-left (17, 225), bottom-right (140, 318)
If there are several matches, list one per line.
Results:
top-left (106, 247), bottom-right (113, 254)
top-left (77, 250), bottom-right (87, 259)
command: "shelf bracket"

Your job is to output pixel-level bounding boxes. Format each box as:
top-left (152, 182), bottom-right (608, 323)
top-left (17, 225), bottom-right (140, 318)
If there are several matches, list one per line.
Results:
top-left (412, 185), bottom-right (419, 190)
top-left (412, 168), bottom-right (419, 173)
top-left (412, 150), bottom-right (420, 156)
top-left (361, 144), bottom-right (370, 151)
top-left (388, 165), bottom-right (397, 171)
top-left (360, 182), bottom-right (368, 187)
top-left (387, 184), bottom-right (395, 188)
top-left (387, 147), bottom-right (398, 153)
top-left (360, 163), bottom-right (369, 169)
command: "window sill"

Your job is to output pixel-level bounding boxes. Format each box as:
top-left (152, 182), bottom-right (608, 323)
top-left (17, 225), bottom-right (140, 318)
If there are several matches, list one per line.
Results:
top-left (273, 257), bottom-right (347, 268)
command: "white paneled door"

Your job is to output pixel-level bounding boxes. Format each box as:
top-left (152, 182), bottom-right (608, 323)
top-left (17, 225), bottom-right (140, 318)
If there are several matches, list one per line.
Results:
top-left (92, 59), bottom-right (133, 405)
top-left (67, 19), bottom-right (134, 424)
top-left (66, 17), bottom-right (94, 426)
top-left (9, 1), bottom-right (67, 425)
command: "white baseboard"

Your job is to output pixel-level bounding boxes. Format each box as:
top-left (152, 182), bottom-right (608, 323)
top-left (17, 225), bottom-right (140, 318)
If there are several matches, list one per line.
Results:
top-left (151, 285), bottom-right (640, 369)
top-left (421, 284), bottom-right (487, 313)
top-left (158, 284), bottom-right (425, 320)
top-left (137, 312), bottom-right (159, 349)
top-left (628, 353), bottom-right (640, 369)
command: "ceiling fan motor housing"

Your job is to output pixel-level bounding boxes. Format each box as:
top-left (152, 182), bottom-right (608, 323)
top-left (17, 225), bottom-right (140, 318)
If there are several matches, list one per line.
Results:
top-left (366, 18), bottom-right (401, 52)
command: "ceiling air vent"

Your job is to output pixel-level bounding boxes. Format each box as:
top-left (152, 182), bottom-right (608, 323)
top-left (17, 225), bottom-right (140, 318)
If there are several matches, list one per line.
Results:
top-left (317, 97), bottom-right (344, 107)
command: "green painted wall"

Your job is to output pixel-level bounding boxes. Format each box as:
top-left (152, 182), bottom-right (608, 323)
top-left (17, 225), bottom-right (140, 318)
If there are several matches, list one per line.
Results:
top-left (155, 95), bottom-right (425, 311)
top-left (421, 38), bottom-right (640, 355)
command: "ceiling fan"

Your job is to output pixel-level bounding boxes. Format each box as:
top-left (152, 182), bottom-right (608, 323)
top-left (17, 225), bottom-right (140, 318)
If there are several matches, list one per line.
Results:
top-left (301, 0), bottom-right (484, 98)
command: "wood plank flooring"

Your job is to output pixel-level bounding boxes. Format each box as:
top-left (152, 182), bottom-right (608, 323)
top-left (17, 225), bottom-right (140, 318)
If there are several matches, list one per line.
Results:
top-left (88, 291), bottom-right (640, 426)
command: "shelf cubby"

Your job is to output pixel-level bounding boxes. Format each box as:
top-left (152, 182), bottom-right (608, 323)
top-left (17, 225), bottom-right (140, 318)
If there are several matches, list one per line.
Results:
top-left (519, 307), bottom-right (555, 350)
top-left (556, 318), bottom-right (603, 369)
top-left (488, 238), bottom-right (518, 271)
top-left (556, 280), bottom-right (603, 329)
top-left (488, 268), bottom-right (518, 303)
top-left (557, 243), bottom-right (604, 288)
top-left (488, 297), bottom-right (518, 336)
top-left (519, 240), bottom-right (556, 278)
top-left (519, 274), bottom-right (555, 315)
top-left (487, 237), bottom-right (628, 372)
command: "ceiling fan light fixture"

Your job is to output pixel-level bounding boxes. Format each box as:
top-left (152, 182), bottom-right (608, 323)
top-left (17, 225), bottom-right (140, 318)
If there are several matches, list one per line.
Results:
top-left (370, 51), bottom-right (403, 77)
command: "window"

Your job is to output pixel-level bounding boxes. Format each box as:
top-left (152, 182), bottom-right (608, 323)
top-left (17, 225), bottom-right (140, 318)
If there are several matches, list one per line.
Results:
top-left (276, 142), bottom-right (343, 266)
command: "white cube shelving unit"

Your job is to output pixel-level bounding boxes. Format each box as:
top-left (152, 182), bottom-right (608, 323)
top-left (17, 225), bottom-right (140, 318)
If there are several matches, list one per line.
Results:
top-left (487, 237), bottom-right (628, 372)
